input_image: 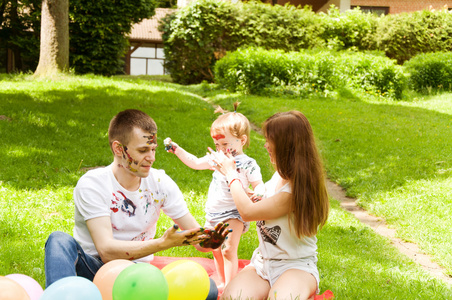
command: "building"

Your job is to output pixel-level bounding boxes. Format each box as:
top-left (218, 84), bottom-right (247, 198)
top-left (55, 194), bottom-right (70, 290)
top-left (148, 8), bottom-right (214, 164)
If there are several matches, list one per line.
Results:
top-left (125, 8), bottom-right (174, 76)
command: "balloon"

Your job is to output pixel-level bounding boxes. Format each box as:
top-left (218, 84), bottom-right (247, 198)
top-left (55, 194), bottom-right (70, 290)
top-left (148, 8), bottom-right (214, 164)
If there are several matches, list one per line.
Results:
top-left (161, 260), bottom-right (210, 300)
top-left (93, 259), bottom-right (134, 300)
top-left (40, 276), bottom-right (102, 300)
top-left (0, 276), bottom-right (30, 300)
top-left (112, 263), bottom-right (168, 300)
top-left (5, 274), bottom-right (43, 300)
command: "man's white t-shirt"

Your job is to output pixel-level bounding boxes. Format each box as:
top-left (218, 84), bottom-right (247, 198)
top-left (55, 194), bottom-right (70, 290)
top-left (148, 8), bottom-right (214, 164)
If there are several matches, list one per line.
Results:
top-left (255, 172), bottom-right (317, 260)
top-left (73, 164), bottom-right (189, 262)
top-left (206, 154), bottom-right (262, 213)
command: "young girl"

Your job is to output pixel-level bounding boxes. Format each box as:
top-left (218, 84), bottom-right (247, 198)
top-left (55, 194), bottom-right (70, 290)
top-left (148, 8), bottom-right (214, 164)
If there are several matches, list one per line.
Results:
top-left (164, 103), bottom-right (265, 289)
top-left (210, 111), bottom-right (330, 300)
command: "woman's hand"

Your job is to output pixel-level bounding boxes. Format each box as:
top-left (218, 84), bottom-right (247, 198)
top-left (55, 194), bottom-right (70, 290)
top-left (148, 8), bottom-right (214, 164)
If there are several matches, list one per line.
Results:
top-left (207, 148), bottom-right (238, 181)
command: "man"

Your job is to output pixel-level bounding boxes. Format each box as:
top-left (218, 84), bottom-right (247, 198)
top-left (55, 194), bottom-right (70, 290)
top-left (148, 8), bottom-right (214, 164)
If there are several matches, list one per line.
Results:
top-left (44, 109), bottom-right (228, 299)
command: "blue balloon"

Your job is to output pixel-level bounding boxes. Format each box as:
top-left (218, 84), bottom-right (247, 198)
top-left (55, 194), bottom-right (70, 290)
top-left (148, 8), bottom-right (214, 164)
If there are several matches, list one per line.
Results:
top-left (40, 276), bottom-right (102, 300)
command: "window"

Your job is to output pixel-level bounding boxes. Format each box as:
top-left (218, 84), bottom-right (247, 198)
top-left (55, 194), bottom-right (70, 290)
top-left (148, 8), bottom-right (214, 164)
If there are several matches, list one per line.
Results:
top-left (351, 6), bottom-right (389, 16)
top-left (130, 43), bottom-right (166, 75)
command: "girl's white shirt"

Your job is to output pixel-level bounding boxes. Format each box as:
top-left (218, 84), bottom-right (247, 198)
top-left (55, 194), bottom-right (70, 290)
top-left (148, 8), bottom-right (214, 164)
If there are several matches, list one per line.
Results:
top-left (255, 172), bottom-right (318, 260)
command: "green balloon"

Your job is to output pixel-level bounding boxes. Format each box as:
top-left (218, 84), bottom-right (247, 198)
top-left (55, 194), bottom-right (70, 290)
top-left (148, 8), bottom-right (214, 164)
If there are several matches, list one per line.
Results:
top-left (113, 263), bottom-right (169, 300)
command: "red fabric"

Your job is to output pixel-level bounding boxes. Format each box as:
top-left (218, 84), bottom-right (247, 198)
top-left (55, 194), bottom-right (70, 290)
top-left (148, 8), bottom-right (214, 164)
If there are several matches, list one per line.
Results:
top-left (150, 256), bottom-right (333, 299)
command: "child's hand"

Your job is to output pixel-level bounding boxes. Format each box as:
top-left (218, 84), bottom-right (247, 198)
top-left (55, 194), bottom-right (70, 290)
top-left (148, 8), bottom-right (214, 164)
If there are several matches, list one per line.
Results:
top-left (250, 183), bottom-right (265, 202)
top-left (200, 222), bottom-right (232, 249)
top-left (164, 137), bottom-right (178, 153)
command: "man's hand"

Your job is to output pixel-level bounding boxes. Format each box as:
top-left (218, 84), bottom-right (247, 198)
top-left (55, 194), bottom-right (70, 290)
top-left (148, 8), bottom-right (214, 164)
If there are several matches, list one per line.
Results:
top-left (162, 224), bottom-right (208, 247)
top-left (200, 222), bottom-right (232, 249)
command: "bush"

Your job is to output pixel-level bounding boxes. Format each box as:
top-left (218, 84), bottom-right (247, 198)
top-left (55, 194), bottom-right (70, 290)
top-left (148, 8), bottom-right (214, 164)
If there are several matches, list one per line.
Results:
top-left (337, 52), bottom-right (406, 99)
top-left (318, 6), bottom-right (379, 51)
top-left (375, 9), bottom-right (452, 64)
top-left (404, 52), bottom-right (452, 93)
top-left (237, 3), bottom-right (323, 51)
top-left (161, 0), bottom-right (324, 85)
top-left (215, 47), bottom-right (406, 99)
top-left (160, 0), bottom-right (241, 84)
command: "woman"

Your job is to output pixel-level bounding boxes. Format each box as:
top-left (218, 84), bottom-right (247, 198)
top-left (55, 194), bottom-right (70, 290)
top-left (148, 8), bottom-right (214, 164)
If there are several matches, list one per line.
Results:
top-left (209, 111), bottom-right (330, 300)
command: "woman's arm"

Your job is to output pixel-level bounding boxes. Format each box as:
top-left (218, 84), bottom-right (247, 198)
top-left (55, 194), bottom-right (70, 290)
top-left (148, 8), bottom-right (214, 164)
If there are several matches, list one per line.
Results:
top-left (210, 150), bottom-right (291, 221)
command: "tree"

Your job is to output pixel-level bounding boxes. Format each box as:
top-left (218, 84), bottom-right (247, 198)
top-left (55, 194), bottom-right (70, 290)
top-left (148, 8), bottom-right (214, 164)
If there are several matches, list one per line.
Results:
top-left (34, 0), bottom-right (69, 76)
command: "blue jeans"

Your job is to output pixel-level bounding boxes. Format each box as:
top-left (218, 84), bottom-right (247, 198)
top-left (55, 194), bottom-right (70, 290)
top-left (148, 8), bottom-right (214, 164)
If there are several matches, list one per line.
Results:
top-left (44, 231), bottom-right (218, 299)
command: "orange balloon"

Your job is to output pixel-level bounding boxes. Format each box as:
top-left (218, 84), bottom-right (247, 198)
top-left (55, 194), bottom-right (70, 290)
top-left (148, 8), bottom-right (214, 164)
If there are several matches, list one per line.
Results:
top-left (0, 276), bottom-right (30, 300)
top-left (93, 259), bottom-right (134, 300)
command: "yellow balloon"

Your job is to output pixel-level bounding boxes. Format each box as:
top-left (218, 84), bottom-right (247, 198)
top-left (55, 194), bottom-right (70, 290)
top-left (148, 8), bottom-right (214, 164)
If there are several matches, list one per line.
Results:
top-left (162, 260), bottom-right (210, 300)
top-left (93, 259), bottom-right (134, 300)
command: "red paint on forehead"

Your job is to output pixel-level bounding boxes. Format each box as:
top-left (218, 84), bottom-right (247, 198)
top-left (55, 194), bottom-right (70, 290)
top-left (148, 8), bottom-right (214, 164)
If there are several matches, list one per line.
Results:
top-left (212, 134), bottom-right (225, 140)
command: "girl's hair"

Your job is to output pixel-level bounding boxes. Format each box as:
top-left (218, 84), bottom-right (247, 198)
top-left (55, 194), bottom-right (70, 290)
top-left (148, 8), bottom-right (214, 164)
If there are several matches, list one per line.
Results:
top-left (108, 109), bottom-right (157, 151)
top-left (263, 111), bottom-right (329, 237)
top-left (211, 102), bottom-right (251, 149)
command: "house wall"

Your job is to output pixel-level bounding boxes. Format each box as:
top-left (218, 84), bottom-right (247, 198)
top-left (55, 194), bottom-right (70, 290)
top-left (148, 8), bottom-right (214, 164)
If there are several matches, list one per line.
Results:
top-left (351, 0), bottom-right (452, 13)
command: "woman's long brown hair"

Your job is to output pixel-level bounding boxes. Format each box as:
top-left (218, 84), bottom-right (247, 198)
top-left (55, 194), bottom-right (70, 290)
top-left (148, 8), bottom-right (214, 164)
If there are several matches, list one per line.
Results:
top-left (263, 111), bottom-right (329, 237)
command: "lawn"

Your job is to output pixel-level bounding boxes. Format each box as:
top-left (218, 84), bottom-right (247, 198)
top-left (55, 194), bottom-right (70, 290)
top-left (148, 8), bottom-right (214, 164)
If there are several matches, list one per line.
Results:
top-left (1, 74), bottom-right (451, 299)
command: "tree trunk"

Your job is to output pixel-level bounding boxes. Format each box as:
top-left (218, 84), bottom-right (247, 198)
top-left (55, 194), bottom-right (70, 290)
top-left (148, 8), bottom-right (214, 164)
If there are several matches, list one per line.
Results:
top-left (34, 0), bottom-right (69, 77)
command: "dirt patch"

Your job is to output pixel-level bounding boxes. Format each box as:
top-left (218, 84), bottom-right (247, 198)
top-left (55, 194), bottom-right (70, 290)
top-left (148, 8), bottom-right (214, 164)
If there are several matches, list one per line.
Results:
top-left (326, 180), bottom-right (452, 284)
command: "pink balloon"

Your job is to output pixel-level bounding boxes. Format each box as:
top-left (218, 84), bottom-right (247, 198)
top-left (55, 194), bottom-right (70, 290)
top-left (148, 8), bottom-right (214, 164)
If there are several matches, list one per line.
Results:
top-left (93, 259), bottom-right (134, 300)
top-left (5, 274), bottom-right (43, 300)
top-left (0, 276), bottom-right (30, 300)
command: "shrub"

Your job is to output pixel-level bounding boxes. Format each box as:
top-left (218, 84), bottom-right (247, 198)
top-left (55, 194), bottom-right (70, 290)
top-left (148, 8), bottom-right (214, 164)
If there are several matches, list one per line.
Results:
top-left (215, 47), bottom-right (406, 99)
top-left (318, 6), bottom-right (379, 51)
top-left (237, 3), bottom-right (323, 51)
top-left (161, 0), bottom-right (324, 85)
top-left (160, 0), bottom-right (241, 84)
top-left (337, 52), bottom-right (406, 99)
top-left (404, 52), bottom-right (452, 93)
top-left (375, 9), bottom-right (452, 64)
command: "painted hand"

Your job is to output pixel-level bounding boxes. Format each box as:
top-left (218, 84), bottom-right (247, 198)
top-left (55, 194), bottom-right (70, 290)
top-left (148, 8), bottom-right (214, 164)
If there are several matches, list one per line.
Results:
top-left (164, 137), bottom-right (178, 153)
top-left (200, 222), bottom-right (231, 249)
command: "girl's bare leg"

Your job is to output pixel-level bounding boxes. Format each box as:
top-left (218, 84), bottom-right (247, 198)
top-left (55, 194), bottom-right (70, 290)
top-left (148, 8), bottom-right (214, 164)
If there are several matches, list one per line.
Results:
top-left (221, 265), bottom-right (270, 300)
top-left (213, 248), bottom-right (225, 289)
top-left (268, 269), bottom-right (317, 300)
top-left (222, 219), bottom-right (244, 286)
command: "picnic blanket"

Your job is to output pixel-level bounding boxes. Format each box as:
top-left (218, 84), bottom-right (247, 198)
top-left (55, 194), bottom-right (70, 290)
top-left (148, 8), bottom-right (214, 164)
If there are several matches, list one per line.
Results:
top-left (150, 256), bottom-right (334, 299)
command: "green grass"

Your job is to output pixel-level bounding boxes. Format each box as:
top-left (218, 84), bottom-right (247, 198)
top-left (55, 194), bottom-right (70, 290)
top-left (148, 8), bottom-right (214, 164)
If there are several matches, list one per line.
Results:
top-left (1, 74), bottom-right (452, 298)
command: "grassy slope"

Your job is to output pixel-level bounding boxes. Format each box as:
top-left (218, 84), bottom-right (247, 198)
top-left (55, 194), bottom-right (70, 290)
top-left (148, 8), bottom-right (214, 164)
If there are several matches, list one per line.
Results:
top-left (0, 75), bottom-right (451, 298)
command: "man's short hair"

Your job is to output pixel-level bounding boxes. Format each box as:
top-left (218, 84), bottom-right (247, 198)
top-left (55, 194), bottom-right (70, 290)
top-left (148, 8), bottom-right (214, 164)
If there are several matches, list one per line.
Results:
top-left (108, 109), bottom-right (157, 150)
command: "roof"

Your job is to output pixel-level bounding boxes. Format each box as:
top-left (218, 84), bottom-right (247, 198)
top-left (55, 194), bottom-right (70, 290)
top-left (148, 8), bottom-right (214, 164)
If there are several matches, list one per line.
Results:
top-left (129, 8), bottom-right (175, 43)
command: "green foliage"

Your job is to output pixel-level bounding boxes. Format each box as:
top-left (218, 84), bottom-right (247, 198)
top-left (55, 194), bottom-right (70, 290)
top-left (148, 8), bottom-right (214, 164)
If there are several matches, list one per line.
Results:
top-left (237, 2), bottom-right (323, 51)
top-left (69, 0), bottom-right (156, 76)
top-left (375, 9), bottom-right (452, 64)
top-left (215, 47), bottom-right (405, 99)
top-left (318, 6), bottom-right (379, 51)
top-left (161, 0), bottom-right (324, 84)
top-left (404, 52), bottom-right (452, 93)
top-left (0, 0), bottom-right (41, 72)
top-left (160, 0), bottom-right (242, 84)
top-left (336, 52), bottom-right (406, 99)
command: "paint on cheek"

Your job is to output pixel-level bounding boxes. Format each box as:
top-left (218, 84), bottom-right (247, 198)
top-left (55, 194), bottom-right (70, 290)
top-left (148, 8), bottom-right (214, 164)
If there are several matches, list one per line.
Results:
top-left (123, 146), bottom-right (138, 172)
top-left (212, 134), bottom-right (225, 140)
top-left (143, 133), bottom-right (157, 145)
